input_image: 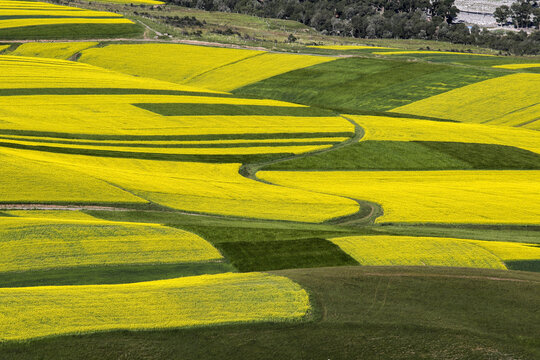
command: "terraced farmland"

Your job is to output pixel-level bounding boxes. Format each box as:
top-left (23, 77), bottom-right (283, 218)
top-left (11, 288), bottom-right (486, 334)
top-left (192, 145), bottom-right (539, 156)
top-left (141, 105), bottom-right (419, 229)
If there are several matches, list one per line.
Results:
top-left (0, 7), bottom-right (539, 359)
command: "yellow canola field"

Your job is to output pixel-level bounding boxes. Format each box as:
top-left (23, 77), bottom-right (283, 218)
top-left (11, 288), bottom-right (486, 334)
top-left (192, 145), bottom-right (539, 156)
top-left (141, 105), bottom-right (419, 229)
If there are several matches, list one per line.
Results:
top-left (80, 44), bottom-right (264, 85)
top-left (79, 44), bottom-right (339, 92)
top-left (0, 56), bottom-right (216, 93)
top-left (470, 240), bottom-right (540, 261)
top-left (0, 272), bottom-right (310, 341)
top-left (258, 170), bottom-right (540, 224)
top-left (0, 45), bottom-right (8, 52)
top-left (0, 9), bottom-right (124, 17)
top-left (0, 0), bottom-right (133, 29)
top-left (0, 0), bottom-right (95, 9)
top-left (0, 18), bottom-right (133, 30)
top-left (0, 147), bottom-right (359, 222)
top-left (0, 215), bottom-right (222, 272)
top-left (330, 236), bottom-right (506, 269)
top-left (0, 151), bottom-right (145, 204)
top-left (349, 115), bottom-right (540, 154)
top-left (0, 57), bottom-right (350, 136)
top-left (392, 73), bottom-right (540, 129)
top-left (308, 45), bottom-right (392, 50)
top-left (373, 50), bottom-right (494, 56)
top-left (0, 95), bottom-right (351, 136)
top-left (482, 103), bottom-right (540, 130)
top-left (0, 138), bottom-right (332, 155)
top-left (493, 63), bottom-right (540, 69)
top-left (184, 53), bottom-right (335, 91)
top-left (10, 42), bottom-right (98, 60)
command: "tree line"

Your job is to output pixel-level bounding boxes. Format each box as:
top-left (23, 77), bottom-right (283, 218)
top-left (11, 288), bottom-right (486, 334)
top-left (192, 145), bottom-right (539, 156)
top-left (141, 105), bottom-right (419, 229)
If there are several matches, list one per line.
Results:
top-left (494, 0), bottom-right (540, 28)
top-left (165, 0), bottom-right (540, 54)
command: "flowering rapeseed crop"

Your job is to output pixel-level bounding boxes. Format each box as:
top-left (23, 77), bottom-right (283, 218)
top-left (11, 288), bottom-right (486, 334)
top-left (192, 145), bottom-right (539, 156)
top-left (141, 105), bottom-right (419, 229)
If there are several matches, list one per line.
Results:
top-left (183, 53), bottom-right (335, 91)
top-left (0, 151), bottom-right (145, 204)
top-left (493, 63), bottom-right (540, 69)
top-left (0, 214), bottom-right (222, 272)
top-left (471, 240), bottom-right (540, 261)
top-left (0, 1), bottom-right (134, 30)
top-left (0, 56), bottom-right (213, 92)
top-left (259, 170), bottom-right (540, 224)
top-left (0, 272), bottom-right (310, 341)
top-left (392, 74), bottom-right (540, 129)
top-left (81, 0), bottom-right (164, 4)
top-left (80, 44), bottom-right (264, 86)
top-left (330, 235), bottom-right (506, 269)
top-left (80, 44), bottom-right (335, 91)
top-left (349, 115), bottom-right (540, 154)
top-left (0, 148), bottom-right (359, 222)
top-left (10, 42), bottom-right (98, 60)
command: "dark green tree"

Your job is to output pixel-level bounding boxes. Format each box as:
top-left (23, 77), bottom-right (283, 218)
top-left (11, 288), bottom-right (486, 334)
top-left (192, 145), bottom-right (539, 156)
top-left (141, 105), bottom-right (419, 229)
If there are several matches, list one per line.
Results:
top-left (494, 5), bottom-right (512, 26)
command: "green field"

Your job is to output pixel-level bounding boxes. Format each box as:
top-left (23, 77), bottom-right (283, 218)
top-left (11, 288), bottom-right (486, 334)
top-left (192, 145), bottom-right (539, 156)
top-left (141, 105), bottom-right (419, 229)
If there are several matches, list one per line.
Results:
top-left (264, 141), bottom-right (540, 170)
top-left (0, 23), bottom-right (142, 39)
top-left (233, 57), bottom-right (504, 113)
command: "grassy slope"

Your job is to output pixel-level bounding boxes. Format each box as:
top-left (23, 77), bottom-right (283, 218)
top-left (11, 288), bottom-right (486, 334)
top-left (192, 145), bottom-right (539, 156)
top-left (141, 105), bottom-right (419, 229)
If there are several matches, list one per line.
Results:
top-left (371, 52), bottom-right (540, 68)
top-left (264, 141), bottom-right (540, 170)
top-left (0, 262), bottom-right (235, 288)
top-left (233, 57), bottom-right (503, 113)
top-left (216, 238), bottom-right (358, 271)
top-left (1, 266), bottom-right (538, 360)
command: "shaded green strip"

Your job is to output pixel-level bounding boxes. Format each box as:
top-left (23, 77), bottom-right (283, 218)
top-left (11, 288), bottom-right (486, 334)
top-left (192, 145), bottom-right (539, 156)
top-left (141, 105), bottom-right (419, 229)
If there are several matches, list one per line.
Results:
top-left (0, 136), bottom-right (340, 148)
top-left (0, 129), bottom-right (353, 141)
top-left (135, 103), bottom-right (336, 117)
top-left (0, 140), bottom-right (292, 163)
top-left (350, 110), bottom-right (458, 123)
top-left (0, 262), bottom-right (236, 288)
top-left (505, 260), bottom-right (540, 273)
top-left (0, 88), bottom-right (230, 98)
top-left (415, 141), bottom-right (540, 170)
top-left (0, 23), bottom-right (143, 40)
top-left (264, 140), bottom-right (540, 171)
top-left (216, 238), bottom-right (358, 272)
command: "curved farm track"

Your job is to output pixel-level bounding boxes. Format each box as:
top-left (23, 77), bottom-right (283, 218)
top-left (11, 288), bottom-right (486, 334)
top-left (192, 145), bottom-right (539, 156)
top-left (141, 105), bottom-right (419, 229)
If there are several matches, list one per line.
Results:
top-left (239, 115), bottom-right (383, 226)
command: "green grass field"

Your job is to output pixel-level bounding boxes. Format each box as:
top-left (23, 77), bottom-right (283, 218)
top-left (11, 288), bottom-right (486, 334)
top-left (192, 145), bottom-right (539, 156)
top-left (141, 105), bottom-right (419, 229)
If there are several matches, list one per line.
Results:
top-left (264, 141), bottom-right (540, 170)
top-left (0, 23), bottom-right (142, 39)
top-left (233, 57), bottom-right (503, 113)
